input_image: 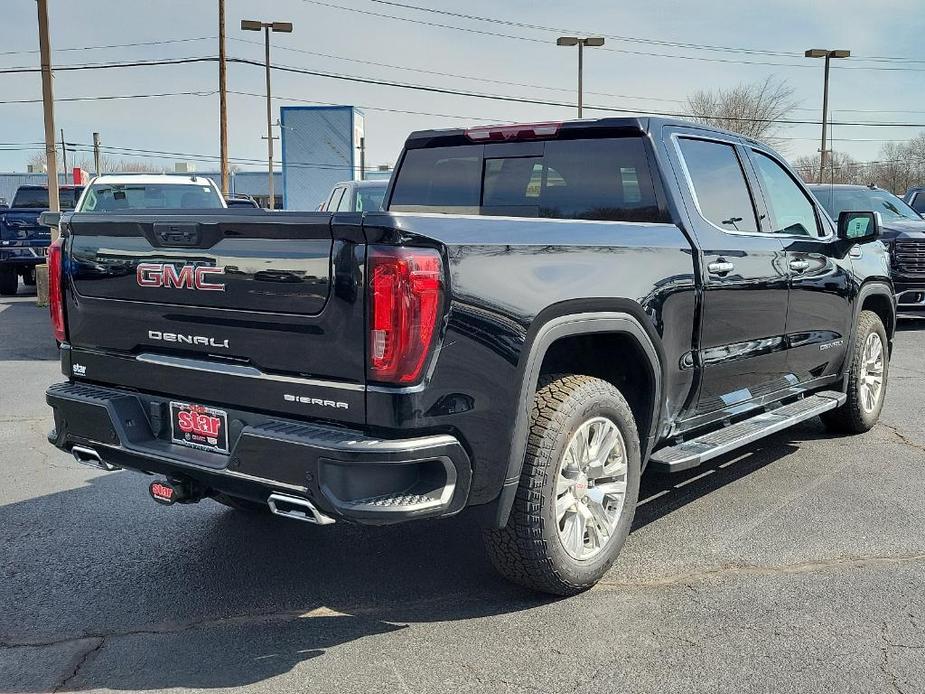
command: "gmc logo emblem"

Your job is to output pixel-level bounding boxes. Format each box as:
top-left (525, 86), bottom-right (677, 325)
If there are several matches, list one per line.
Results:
top-left (136, 263), bottom-right (225, 291)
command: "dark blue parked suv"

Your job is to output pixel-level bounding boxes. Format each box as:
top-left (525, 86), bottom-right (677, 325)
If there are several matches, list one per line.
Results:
top-left (0, 184), bottom-right (83, 295)
top-left (810, 183), bottom-right (925, 318)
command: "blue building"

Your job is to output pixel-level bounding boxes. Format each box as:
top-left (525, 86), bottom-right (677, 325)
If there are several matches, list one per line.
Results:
top-left (280, 106), bottom-right (365, 211)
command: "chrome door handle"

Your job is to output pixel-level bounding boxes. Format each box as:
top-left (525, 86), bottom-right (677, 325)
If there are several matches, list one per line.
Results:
top-left (707, 261), bottom-right (735, 276)
top-left (789, 259), bottom-right (810, 273)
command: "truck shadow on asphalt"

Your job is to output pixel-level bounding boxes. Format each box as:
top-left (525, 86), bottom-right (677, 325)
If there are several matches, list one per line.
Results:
top-left (0, 420), bottom-right (835, 691)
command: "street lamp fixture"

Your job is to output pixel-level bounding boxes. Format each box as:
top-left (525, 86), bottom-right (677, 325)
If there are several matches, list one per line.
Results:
top-left (805, 48), bottom-right (851, 182)
top-left (242, 19), bottom-right (293, 209)
top-left (557, 36), bottom-right (605, 118)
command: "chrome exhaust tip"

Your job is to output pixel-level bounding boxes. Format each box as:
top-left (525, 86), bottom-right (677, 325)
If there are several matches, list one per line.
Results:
top-left (71, 445), bottom-right (119, 472)
top-left (267, 493), bottom-right (335, 525)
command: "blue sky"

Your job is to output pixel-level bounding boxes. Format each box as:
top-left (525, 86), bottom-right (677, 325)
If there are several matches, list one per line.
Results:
top-left (1, 0), bottom-right (923, 172)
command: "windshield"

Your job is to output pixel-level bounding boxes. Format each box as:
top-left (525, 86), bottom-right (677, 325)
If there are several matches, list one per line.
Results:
top-left (12, 187), bottom-right (82, 210)
top-left (78, 182), bottom-right (224, 212)
top-left (356, 186), bottom-right (386, 212)
top-left (812, 187), bottom-right (921, 223)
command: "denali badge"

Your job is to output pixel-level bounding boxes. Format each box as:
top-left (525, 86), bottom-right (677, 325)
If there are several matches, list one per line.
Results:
top-left (284, 394), bottom-right (349, 410)
top-left (148, 330), bottom-right (230, 349)
top-left (136, 262), bottom-right (225, 291)
top-left (819, 339), bottom-right (844, 352)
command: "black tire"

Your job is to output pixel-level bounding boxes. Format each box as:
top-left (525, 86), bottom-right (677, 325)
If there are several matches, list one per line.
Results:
top-left (0, 268), bottom-right (17, 296)
top-left (211, 493), bottom-right (269, 513)
top-left (483, 374), bottom-right (641, 596)
top-left (21, 268), bottom-right (36, 286)
top-left (821, 310), bottom-right (889, 434)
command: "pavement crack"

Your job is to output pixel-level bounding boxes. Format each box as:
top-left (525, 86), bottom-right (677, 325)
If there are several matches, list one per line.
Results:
top-left (879, 622), bottom-right (909, 694)
top-left (596, 552), bottom-right (925, 589)
top-left (51, 636), bottom-right (105, 693)
top-left (879, 423), bottom-right (925, 454)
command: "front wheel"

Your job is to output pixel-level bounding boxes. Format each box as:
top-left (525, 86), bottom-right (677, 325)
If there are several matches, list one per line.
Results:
top-left (821, 310), bottom-right (889, 434)
top-left (483, 374), bottom-right (641, 596)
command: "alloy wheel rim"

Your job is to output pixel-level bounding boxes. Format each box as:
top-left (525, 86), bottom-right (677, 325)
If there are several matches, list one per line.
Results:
top-left (859, 332), bottom-right (885, 414)
top-left (554, 416), bottom-right (628, 561)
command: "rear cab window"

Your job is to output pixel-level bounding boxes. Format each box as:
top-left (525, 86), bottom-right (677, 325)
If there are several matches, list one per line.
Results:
top-left (12, 187), bottom-right (82, 210)
top-left (389, 137), bottom-right (665, 223)
top-left (677, 138), bottom-right (759, 233)
top-left (78, 183), bottom-right (224, 212)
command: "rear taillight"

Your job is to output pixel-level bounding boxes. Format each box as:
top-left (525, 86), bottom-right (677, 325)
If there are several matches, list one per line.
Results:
top-left (47, 238), bottom-right (66, 342)
top-left (368, 246), bottom-right (443, 384)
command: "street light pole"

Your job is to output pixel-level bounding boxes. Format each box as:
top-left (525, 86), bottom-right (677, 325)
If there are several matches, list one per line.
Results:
top-left (242, 19), bottom-right (292, 210)
top-left (805, 48), bottom-right (850, 183)
top-left (557, 36), bottom-right (604, 118)
top-left (263, 25), bottom-right (273, 209)
top-left (219, 0), bottom-right (229, 196)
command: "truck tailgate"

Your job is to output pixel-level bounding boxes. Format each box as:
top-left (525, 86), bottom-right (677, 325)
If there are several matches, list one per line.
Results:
top-left (63, 212), bottom-right (368, 423)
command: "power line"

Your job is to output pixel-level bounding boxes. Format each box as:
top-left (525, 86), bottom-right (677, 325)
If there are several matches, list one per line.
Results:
top-left (366, 0), bottom-right (925, 65)
top-left (228, 56), bottom-right (925, 128)
top-left (228, 89), bottom-right (501, 122)
top-left (304, 1), bottom-right (925, 72)
top-left (0, 56), bottom-right (217, 75)
top-left (229, 37), bottom-right (684, 104)
top-left (0, 36), bottom-right (215, 57)
top-left (0, 91), bottom-right (217, 105)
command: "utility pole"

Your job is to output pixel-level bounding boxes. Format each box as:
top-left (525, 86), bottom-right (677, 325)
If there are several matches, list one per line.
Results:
top-left (219, 0), bottom-right (229, 195)
top-left (37, 0), bottom-right (59, 224)
top-left (241, 19), bottom-right (292, 210)
top-left (359, 136), bottom-right (366, 181)
top-left (60, 129), bottom-right (68, 184)
top-left (92, 132), bottom-right (101, 176)
top-left (35, 0), bottom-right (58, 307)
top-left (805, 49), bottom-right (850, 183)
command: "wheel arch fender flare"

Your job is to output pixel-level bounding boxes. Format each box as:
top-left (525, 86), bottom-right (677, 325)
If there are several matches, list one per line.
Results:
top-left (839, 281), bottom-right (895, 390)
top-left (493, 307), bottom-right (665, 528)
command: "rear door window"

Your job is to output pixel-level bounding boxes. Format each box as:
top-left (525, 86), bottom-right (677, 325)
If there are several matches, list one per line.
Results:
top-left (678, 138), bottom-right (758, 233)
top-left (389, 137), bottom-right (663, 222)
top-left (911, 192), bottom-right (925, 214)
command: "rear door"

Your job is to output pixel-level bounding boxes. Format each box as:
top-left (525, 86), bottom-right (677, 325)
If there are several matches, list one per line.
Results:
top-left (745, 147), bottom-right (852, 386)
top-left (64, 211), bottom-right (368, 423)
top-left (667, 131), bottom-right (791, 420)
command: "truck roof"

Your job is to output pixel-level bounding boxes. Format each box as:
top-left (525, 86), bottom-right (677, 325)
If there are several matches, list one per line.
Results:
top-left (87, 174), bottom-right (215, 186)
top-left (404, 116), bottom-right (754, 149)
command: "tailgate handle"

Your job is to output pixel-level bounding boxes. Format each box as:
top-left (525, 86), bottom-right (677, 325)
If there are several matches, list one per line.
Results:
top-left (154, 223), bottom-right (200, 247)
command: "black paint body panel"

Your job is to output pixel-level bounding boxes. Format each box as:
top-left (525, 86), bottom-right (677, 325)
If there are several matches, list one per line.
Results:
top-left (50, 118), bottom-right (894, 522)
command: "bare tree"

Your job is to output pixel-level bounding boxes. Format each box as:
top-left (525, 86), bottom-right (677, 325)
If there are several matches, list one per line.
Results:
top-left (685, 76), bottom-right (798, 147)
top-left (793, 151), bottom-right (867, 185)
top-left (26, 151), bottom-right (162, 174)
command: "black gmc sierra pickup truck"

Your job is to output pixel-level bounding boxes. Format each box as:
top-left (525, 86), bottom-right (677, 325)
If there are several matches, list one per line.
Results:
top-left (45, 117), bottom-right (894, 595)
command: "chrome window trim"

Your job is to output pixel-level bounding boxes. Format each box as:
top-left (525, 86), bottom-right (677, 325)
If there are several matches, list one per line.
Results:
top-left (671, 132), bottom-right (833, 241)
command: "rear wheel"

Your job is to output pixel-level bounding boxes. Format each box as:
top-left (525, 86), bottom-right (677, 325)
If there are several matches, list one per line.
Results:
top-left (483, 374), bottom-right (641, 596)
top-left (0, 268), bottom-right (17, 296)
top-left (821, 310), bottom-right (889, 434)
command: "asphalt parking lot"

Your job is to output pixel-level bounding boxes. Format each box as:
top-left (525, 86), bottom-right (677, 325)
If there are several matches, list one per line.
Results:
top-left (1, 288), bottom-right (923, 694)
